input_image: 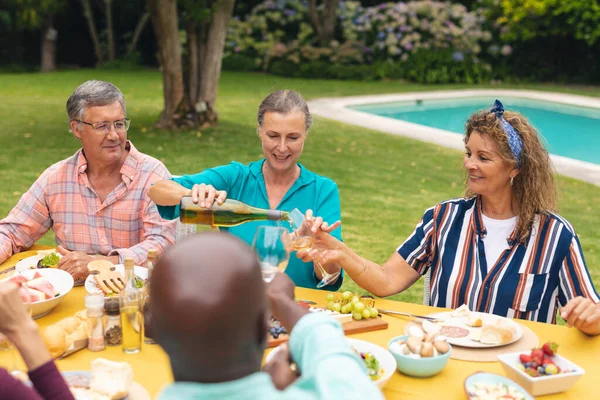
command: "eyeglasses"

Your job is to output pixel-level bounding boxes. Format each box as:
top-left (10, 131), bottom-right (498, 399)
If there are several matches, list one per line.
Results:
top-left (75, 118), bottom-right (130, 135)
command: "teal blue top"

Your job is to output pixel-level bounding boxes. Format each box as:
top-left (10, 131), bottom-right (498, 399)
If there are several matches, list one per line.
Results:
top-left (156, 160), bottom-right (343, 290)
top-left (158, 313), bottom-right (384, 400)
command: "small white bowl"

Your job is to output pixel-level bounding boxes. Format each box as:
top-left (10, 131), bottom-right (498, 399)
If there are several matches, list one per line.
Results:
top-left (497, 351), bottom-right (585, 396)
top-left (21, 269), bottom-right (74, 319)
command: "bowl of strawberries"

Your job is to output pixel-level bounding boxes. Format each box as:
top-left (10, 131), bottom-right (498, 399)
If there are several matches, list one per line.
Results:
top-left (497, 342), bottom-right (585, 397)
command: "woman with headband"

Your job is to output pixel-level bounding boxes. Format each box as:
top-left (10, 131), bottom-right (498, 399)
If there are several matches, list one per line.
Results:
top-left (299, 100), bottom-right (600, 334)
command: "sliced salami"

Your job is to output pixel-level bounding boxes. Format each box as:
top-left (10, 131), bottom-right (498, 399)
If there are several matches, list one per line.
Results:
top-left (440, 325), bottom-right (470, 338)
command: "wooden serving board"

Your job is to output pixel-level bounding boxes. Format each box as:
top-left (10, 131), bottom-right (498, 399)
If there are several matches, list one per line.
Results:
top-left (267, 316), bottom-right (388, 348)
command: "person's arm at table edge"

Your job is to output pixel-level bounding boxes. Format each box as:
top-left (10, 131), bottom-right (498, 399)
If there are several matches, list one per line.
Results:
top-left (287, 313), bottom-right (384, 399)
top-left (558, 233), bottom-right (600, 335)
top-left (312, 181), bottom-right (343, 286)
top-left (12, 324), bottom-right (75, 400)
top-left (0, 170), bottom-right (54, 264)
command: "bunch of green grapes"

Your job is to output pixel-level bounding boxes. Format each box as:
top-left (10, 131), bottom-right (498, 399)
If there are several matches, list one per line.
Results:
top-left (325, 291), bottom-right (379, 321)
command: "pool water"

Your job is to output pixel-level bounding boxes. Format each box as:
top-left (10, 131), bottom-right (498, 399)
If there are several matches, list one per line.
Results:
top-left (351, 97), bottom-right (600, 165)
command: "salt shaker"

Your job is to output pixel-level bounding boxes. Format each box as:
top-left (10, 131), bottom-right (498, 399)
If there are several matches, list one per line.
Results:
top-left (85, 294), bottom-right (105, 351)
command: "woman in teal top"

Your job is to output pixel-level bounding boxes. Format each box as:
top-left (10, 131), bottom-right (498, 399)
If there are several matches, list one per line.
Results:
top-left (149, 90), bottom-right (343, 290)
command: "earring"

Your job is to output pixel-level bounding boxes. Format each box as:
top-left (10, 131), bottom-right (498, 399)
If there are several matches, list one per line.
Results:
top-left (510, 176), bottom-right (514, 186)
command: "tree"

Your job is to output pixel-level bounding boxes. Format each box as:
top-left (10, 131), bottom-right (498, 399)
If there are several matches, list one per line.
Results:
top-left (103, 0), bottom-right (115, 61)
top-left (485, 0), bottom-right (600, 46)
top-left (147, 0), bottom-right (183, 128)
top-left (79, 0), bottom-right (104, 64)
top-left (308, 0), bottom-right (340, 47)
top-left (126, 10), bottom-right (150, 57)
top-left (12, 0), bottom-right (66, 72)
top-left (148, 0), bottom-right (235, 129)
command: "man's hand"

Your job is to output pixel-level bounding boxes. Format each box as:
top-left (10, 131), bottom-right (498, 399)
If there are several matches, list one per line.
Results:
top-left (561, 296), bottom-right (600, 336)
top-left (266, 274), bottom-right (308, 334)
top-left (57, 246), bottom-right (95, 282)
top-left (263, 343), bottom-right (299, 390)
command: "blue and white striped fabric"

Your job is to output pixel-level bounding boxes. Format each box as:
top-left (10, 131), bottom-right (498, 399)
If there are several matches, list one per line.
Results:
top-left (398, 196), bottom-right (599, 324)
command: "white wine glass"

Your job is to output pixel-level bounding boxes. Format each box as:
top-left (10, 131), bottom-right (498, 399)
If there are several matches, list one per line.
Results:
top-left (252, 226), bottom-right (291, 283)
top-left (289, 209), bottom-right (340, 289)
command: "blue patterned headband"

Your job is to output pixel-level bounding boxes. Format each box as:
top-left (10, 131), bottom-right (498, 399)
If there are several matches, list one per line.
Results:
top-left (490, 99), bottom-right (523, 168)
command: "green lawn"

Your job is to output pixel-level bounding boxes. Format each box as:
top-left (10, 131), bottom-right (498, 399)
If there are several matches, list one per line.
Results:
top-left (0, 70), bottom-right (598, 306)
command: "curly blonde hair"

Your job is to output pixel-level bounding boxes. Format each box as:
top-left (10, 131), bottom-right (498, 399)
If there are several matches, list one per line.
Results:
top-left (464, 109), bottom-right (557, 243)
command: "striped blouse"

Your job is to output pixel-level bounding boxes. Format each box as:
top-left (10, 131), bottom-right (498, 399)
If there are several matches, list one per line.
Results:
top-left (398, 196), bottom-right (599, 323)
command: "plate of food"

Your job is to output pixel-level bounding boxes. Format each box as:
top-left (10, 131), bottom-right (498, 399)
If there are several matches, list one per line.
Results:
top-left (422, 305), bottom-right (522, 348)
top-left (25, 358), bottom-right (150, 400)
top-left (266, 338), bottom-right (395, 389)
top-left (464, 372), bottom-right (533, 400)
top-left (15, 250), bottom-right (62, 272)
top-left (85, 264), bottom-right (147, 296)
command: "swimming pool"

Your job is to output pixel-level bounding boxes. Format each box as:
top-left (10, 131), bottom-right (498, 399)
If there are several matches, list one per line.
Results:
top-left (350, 97), bottom-right (600, 165)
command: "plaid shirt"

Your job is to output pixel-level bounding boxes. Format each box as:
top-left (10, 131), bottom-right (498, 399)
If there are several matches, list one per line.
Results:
top-left (0, 141), bottom-right (176, 265)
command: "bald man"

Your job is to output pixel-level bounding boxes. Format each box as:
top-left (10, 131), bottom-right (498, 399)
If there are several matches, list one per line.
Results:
top-left (151, 233), bottom-right (383, 399)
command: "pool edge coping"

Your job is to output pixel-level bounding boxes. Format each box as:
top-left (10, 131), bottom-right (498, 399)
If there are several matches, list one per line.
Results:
top-left (308, 89), bottom-right (600, 186)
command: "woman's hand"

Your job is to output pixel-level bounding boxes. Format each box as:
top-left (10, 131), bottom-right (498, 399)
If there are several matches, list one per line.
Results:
top-left (190, 184), bottom-right (227, 208)
top-left (294, 209), bottom-right (343, 265)
top-left (561, 297), bottom-right (600, 336)
top-left (0, 281), bottom-right (35, 340)
top-left (305, 209), bottom-right (341, 234)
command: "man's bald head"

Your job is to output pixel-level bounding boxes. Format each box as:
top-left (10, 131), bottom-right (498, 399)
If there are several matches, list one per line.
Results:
top-left (150, 232), bottom-right (268, 382)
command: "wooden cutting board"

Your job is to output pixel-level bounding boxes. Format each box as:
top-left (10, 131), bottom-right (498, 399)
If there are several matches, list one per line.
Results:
top-left (267, 315), bottom-right (388, 348)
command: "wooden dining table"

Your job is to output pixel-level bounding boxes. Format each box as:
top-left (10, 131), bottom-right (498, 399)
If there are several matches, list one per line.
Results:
top-left (1, 246), bottom-right (599, 399)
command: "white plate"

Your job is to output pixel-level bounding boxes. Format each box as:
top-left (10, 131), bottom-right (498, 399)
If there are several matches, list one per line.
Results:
top-left (422, 311), bottom-right (523, 348)
top-left (465, 372), bottom-right (533, 400)
top-left (266, 338), bottom-right (396, 389)
top-left (63, 371), bottom-right (150, 400)
top-left (15, 252), bottom-right (62, 272)
top-left (85, 265), bottom-right (148, 296)
top-left (20, 269), bottom-right (74, 319)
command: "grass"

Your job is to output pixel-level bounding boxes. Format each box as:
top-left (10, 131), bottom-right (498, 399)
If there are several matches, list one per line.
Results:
top-left (0, 70), bottom-right (598, 307)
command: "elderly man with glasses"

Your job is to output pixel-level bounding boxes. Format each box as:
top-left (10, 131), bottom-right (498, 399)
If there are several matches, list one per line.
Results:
top-left (0, 80), bottom-right (176, 281)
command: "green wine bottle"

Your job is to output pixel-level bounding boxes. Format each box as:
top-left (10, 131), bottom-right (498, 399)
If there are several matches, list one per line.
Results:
top-left (179, 197), bottom-right (290, 227)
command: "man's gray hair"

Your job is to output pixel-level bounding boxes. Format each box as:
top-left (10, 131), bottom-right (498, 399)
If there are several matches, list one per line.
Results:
top-left (66, 80), bottom-right (126, 121)
top-left (257, 90), bottom-right (312, 131)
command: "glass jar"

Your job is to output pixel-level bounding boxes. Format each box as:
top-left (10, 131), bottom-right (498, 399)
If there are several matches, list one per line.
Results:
top-left (104, 297), bottom-right (122, 346)
top-left (85, 294), bottom-right (105, 352)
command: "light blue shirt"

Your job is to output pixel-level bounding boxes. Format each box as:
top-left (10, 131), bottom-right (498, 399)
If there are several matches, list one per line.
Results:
top-left (157, 160), bottom-right (343, 290)
top-left (158, 313), bottom-right (384, 400)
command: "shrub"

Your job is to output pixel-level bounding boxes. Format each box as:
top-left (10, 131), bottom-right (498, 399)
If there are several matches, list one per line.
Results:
top-left (222, 54), bottom-right (259, 71)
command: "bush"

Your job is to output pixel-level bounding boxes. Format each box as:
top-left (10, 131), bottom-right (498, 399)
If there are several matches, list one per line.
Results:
top-left (222, 54), bottom-right (259, 71)
top-left (403, 49), bottom-right (492, 84)
top-left (229, 0), bottom-right (502, 83)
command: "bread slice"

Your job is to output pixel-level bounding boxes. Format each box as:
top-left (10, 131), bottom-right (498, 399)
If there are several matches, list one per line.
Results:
top-left (451, 304), bottom-right (471, 318)
top-left (90, 358), bottom-right (133, 400)
top-left (480, 319), bottom-right (517, 345)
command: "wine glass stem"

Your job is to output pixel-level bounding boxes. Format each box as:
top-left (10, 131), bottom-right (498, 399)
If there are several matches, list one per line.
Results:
top-left (313, 257), bottom-right (329, 278)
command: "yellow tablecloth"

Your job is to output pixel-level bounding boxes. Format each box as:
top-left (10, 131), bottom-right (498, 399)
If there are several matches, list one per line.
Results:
top-left (2, 248), bottom-right (599, 399)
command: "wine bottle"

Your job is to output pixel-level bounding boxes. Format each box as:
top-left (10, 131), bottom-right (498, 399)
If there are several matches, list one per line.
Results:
top-left (120, 258), bottom-right (143, 354)
top-left (143, 249), bottom-right (157, 345)
top-left (180, 197), bottom-right (290, 227)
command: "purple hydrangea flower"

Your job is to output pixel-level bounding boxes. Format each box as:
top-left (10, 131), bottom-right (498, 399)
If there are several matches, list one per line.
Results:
top-left (452, 51), bottom-right (464, 61)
